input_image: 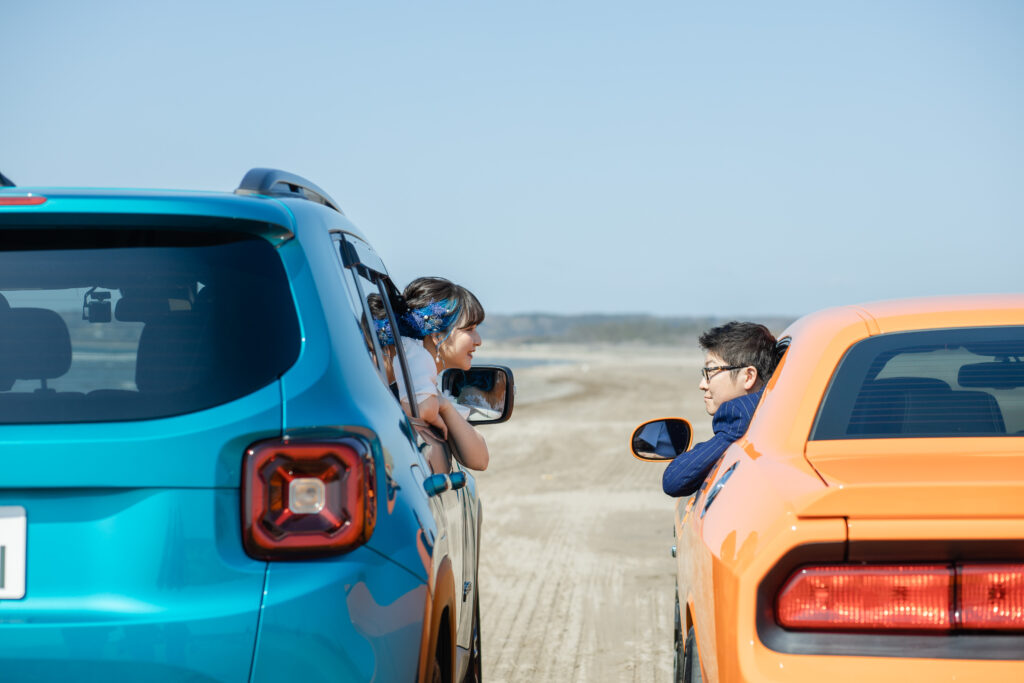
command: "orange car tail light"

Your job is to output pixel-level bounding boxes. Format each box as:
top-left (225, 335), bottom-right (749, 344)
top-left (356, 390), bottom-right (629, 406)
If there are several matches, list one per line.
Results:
top-left (242, 438), bottom-right (377, 560)
top-left (777, 562), bottom-right (1024, 632)
top-left (777, 564), bottom-right (952, 631)
top-left (960, 564), bottom-right (1024, 630)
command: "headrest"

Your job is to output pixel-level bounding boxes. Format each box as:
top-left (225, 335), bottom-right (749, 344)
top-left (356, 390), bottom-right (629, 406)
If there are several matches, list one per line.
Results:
top-left (0, 308), bottom-right (72, 381)
top-left (135, 314), bottom-right (211, 393)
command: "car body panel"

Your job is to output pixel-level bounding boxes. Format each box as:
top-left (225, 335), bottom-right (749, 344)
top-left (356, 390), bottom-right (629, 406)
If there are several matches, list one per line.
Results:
top-left (803, 439), bottom-right (1024, 518)
top-left (251, 551), bottom-right (427, 682)
top-left (664, 295), bottom-right (1024, 682)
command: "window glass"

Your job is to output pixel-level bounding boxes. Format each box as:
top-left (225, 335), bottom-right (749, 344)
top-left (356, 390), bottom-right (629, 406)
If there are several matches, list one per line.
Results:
top-left (333, 235), bottom-right (370, 328)
top-left (811, 326), bottom-right (1024, 439)
top-left (332, 234), bottom-right (396, 389)
top-left (0, 228), bottom-right (300, 423)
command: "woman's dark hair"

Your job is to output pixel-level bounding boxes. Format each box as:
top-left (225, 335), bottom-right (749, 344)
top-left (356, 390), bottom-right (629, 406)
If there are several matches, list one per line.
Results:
top-left (403, 276), bottom-right (485, 332)
top-left (368, 277), bottom-right (484, 340)
top-left (699, 321), bottom-right (779, 385)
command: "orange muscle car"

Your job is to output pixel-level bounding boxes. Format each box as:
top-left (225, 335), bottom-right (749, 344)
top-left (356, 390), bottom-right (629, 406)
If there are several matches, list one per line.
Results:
top-left (632, 295), bottom-right (1024, 682)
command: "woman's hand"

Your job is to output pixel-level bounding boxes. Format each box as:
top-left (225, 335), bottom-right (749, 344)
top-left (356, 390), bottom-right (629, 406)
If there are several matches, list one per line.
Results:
top-left (417, 395), bottom-right (448, 439)
top-left (438, 395), bottom-right (489, 471)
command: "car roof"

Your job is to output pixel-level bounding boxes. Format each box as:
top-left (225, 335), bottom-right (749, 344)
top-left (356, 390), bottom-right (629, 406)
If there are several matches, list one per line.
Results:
top-left (0, 168), bottom-right (361, 244)
top-left (784, 293), bottom-right (1024, 340)
top-left (854, 293), bottom-right (1024, 331)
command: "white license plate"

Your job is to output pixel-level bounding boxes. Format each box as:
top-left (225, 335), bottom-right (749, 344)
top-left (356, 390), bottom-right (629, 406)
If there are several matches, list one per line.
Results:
top-left (0, 506), bottom-right (26, 600)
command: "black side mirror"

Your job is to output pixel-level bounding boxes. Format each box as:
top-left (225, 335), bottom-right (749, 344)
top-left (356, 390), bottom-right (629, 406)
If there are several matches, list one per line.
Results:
top-left (630, 418), bottom-right (693, 461)
top-left (440, 365), bottom-right (514, 425)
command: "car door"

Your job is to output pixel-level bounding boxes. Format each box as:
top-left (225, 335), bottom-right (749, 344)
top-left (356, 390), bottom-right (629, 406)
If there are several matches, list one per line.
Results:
top-left (332, 232), bottom-right (471, 648)
top-left (417, 421), bottom-right (468, 649)
top-left (450, 455), bottom-right (478, 650)
top-left (676, 460), bottom-right (726, 683)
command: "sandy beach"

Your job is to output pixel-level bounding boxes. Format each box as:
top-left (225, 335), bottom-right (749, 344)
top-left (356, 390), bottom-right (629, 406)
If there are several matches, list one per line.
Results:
top-left (471, 342), bottom-right (712, 682)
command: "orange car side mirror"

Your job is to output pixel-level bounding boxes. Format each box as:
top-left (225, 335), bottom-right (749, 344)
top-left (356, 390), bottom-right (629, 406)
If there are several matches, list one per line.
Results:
top-left (630, 418), bottom-right (693, 462)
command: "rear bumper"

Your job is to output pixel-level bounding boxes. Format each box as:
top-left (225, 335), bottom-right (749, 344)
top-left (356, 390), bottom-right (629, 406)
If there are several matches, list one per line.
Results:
top-left (736, 649), bottom-right (1024, 683)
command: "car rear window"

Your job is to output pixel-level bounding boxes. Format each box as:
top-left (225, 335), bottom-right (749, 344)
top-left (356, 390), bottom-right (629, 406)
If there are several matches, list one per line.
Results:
top-left (0, 227), bottom-right (300, 423)
top-left (811, 326), bottom-right (1024, 439)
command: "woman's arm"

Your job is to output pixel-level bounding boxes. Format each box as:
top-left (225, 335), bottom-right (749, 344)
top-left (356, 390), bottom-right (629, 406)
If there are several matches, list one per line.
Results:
top-left (438, 397), bottom-right (489, 471)
top-left (402, 395), bottom-right (448, 439)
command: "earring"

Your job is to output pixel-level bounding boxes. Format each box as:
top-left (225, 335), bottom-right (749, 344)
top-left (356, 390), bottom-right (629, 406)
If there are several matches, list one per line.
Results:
top-left (433, 334), bottom-right (445, 367)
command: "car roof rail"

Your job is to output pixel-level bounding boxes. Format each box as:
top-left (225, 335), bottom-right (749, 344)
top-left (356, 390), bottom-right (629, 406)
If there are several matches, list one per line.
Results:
top-left (235, 168), bottom-right (343, 214)
top-left (0, 171), bottom-right (15, 187)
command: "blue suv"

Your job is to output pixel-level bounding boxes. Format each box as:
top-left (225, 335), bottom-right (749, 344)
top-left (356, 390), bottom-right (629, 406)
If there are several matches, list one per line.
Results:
top-left (0, 169), bottom-right (513, 682)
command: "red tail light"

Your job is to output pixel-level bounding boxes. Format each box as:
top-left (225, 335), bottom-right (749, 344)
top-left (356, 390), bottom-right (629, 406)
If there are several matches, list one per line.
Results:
top-left (777, 564), bottom-right (951, 631)
top-left (960, 564), bottom-right (1024, 630)
top-left (242, 437), bottom-right (377, 560)
top-left (0, 195), bottom-right (47, 206)
top-left (777, 562), bottom-right (1024, 632)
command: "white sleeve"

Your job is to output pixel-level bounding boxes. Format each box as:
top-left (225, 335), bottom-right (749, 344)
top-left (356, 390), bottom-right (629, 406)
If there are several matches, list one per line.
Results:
top-left (396, 338), bottom-right (438, 404)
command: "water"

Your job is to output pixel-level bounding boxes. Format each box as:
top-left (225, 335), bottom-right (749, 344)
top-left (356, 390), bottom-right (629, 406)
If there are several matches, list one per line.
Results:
top-left (472, 356), bottom-right (569, 370)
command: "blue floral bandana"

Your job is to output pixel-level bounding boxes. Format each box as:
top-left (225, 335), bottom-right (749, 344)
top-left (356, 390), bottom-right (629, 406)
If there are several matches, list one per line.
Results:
top-left (374, 298), bottom-right (460, 346)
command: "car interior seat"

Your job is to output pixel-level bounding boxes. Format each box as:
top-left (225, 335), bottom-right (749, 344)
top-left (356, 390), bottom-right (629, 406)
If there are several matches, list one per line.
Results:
top-left (849, 376), bottom-right (1005, 436)
top-left (0, 307), bottom-right (84, 421)
top-left (0, 307), bottom-right (74, 393)
top-left (135, 312), bottom-right (216, 395)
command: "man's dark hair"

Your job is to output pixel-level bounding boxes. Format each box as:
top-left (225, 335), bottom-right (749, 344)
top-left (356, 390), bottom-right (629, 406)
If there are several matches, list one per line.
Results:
top-left (699, 321), bottom-right (779, 385)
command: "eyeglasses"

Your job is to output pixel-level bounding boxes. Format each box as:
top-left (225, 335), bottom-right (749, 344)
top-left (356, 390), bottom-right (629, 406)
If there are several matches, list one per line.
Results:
top-left (700, 365), bottom-right (745, 382)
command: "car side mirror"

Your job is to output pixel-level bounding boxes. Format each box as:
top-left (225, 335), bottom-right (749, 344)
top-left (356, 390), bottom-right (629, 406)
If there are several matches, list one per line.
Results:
top-left (630, 418), bottom-right (693, 461)
top-left (440, 365), bottom-right (514, 425)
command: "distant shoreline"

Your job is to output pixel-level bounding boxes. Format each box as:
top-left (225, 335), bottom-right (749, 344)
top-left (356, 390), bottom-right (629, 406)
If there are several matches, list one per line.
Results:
top-left (478, 313), bottom-right (795, 345)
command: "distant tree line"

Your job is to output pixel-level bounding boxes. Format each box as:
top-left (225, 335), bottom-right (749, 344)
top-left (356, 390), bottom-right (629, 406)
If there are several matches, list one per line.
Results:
top-left (478, 314), bottom-right (795, 344)
top-left (59, 310), bottom-right (795, 347)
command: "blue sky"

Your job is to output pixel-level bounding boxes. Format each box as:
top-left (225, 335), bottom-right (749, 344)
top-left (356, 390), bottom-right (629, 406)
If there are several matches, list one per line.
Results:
top-left (2, 1), bottom-right (1021, 317)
